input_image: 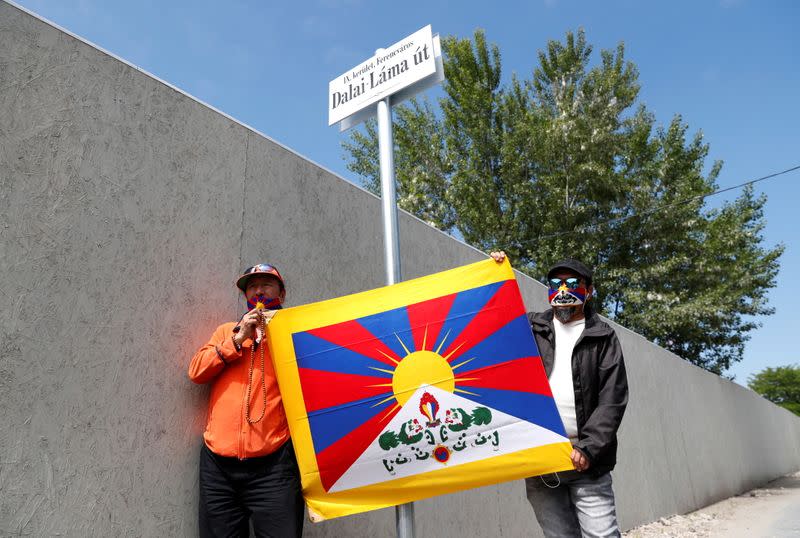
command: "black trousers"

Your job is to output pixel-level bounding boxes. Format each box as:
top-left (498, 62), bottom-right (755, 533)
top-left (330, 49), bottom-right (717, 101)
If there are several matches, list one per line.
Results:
top-left (199, 441), bottom-right (304, 538)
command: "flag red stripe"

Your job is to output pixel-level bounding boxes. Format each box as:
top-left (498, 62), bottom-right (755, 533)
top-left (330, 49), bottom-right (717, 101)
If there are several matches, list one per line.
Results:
top-left (406, 292), bottom-right (458, 353)
top-left (308, 320), bottom-right (401, 366)
top-left (455, 356), bottom-right (552, 396)
top-left (298, 368), bottom-right (394, 413)
top-left (316, 404), bottom-right (401, 491)
top-left (443, 280), bottom-right (526, 363)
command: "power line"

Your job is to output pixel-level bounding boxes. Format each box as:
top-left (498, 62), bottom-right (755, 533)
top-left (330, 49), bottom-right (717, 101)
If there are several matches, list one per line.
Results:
top-left (534, 164), bottom-right (800, 241)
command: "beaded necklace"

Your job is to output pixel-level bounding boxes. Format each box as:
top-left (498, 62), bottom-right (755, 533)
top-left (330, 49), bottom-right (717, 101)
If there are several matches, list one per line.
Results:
top-left (245, 308), bottom-right (268, 424)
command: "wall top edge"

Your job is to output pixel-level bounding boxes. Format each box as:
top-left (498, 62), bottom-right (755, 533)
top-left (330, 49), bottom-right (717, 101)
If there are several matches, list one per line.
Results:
top-left (1, 0), bottom-right (486, 265)
top-left (5, 1), bottom-right (774, 395)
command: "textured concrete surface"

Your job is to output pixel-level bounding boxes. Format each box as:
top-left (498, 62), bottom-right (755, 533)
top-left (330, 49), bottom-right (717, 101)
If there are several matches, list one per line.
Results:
top-left (1, 1), bottom-right (799, 536)
top-left (623, 471), bottom-right (800, 537)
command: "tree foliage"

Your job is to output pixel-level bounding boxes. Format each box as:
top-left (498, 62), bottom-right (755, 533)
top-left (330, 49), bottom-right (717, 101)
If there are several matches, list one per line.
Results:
top-left (748, 365), bottom-right (800, 416)
top-left (343, 29), bottom-right (783, 374)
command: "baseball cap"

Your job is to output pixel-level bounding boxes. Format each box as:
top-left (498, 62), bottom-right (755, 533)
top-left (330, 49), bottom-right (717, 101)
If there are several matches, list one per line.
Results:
top-left (547, 259), bottom-right (593, 285)
top-left (236, 263), bottom-right (284, 292)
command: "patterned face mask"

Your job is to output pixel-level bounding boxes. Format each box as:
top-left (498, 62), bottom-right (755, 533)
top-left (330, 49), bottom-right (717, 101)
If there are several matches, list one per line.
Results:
top-left (548, 277), bottom-right (588, 307)
top-left (246, 294), bottom-right (283, 312)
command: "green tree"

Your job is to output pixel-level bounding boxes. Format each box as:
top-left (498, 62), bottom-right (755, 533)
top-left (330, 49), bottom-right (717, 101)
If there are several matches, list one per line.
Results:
top-left (748, 365), bottom-right (800, 416)
top-left (343, 29), bottom-right (783, 374)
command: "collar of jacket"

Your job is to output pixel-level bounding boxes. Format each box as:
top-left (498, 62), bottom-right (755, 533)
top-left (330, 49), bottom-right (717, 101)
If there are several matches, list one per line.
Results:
top-left (530, 306), bottom-right (614, 338)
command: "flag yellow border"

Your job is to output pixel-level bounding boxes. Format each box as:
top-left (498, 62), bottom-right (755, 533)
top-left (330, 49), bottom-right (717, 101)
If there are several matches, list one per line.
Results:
top-left (266, 259), bottom-right (573, 521)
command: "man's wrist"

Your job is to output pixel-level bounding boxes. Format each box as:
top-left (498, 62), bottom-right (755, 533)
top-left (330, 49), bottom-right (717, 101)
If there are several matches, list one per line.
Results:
top-left (231, 332), bottom-right (243, 352)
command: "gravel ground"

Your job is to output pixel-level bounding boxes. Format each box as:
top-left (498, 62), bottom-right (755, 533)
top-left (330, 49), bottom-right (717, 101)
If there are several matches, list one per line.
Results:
top-left (623, 471), bottom-right (800, 538)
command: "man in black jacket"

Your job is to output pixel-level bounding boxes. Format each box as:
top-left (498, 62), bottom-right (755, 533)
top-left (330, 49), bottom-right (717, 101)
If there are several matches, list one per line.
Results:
top-left (491, 252), bottom-right (628, 538)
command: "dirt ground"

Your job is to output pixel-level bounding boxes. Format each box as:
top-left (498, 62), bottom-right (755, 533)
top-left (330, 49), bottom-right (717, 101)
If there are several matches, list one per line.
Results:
top-left (623, 471), bottom-right (800, 538)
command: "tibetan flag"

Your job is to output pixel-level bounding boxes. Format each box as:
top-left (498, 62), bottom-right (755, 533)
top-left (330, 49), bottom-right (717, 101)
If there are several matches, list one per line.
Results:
top-left (267, 259), bottom-right (572, 521)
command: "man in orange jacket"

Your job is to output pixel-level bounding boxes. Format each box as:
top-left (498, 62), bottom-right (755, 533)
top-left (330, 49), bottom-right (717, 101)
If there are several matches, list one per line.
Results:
top-left (188, 263), bottom-right (303, 537)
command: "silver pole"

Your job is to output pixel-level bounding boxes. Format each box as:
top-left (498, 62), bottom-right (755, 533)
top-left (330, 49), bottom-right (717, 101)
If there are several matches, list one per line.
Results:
top-left (396, 501), bottom-right (415, 538)
top-left (375, 66), bottom-right (414, 537)
top-left (376, 97), bottom-right (402, 285)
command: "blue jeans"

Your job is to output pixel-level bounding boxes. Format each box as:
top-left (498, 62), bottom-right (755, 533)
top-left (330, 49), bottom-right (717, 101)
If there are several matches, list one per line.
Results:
top-left (526, 471), bottom-right (620, 538)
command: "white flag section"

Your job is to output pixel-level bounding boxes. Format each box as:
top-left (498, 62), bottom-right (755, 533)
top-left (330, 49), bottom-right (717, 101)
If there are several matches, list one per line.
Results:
top-left (328, 384), bottom-right (570, 493)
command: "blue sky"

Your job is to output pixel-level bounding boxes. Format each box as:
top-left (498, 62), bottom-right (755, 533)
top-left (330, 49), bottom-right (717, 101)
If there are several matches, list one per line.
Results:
top-left (12, 0), bottom-right (799, 384)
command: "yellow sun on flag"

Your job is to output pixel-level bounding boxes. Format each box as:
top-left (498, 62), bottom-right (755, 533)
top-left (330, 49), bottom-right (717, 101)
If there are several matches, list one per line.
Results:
top-left (393, 350), bottom-right (454, 405)
top-left (368, 327), bottom-right (479, 413)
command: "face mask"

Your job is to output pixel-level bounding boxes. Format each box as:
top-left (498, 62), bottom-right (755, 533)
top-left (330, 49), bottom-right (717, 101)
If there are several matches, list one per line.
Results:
top-left (548, 277), bottom-right (588, 307)
top-left (247, 294), bottom-right (283, 312)
top-left (553, 306), bottom-right (581, 323)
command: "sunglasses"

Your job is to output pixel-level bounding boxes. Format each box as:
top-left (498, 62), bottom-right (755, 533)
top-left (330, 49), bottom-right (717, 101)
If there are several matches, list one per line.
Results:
top-left (548, 277), bottom-right (582, 290)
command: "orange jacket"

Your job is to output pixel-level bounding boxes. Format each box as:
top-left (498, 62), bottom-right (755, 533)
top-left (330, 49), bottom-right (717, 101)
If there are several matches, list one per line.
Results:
top-left (188, 322), bottom-right (289, 459)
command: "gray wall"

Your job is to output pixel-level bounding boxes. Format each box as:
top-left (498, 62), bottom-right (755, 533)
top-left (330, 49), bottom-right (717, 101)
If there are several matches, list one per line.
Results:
top-left (1, 2), bottom-right (798, 536)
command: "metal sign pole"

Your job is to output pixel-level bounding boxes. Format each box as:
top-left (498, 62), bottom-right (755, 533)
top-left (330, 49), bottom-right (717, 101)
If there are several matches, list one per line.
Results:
top-left (377, 95), bottom-right (401, 286)
top-left (376, 91), bottom-right (414, 537)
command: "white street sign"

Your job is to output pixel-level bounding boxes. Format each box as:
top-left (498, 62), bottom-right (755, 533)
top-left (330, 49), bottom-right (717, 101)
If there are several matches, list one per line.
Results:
top-left (328, 25), bottom-right (437, 127)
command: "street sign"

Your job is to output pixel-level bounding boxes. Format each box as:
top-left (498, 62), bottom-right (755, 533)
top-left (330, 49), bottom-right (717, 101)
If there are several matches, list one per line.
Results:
top-left (328, 25), bottom-right (440, 127)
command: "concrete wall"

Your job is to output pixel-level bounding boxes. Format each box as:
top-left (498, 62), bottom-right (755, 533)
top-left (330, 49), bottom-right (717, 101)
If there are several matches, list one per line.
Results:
top-left (1, 2), bottom-right (798, 536)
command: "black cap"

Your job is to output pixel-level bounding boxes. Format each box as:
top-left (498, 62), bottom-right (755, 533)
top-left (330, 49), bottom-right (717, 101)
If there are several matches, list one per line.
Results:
top-left (547, 259), bottom-right (593, 285)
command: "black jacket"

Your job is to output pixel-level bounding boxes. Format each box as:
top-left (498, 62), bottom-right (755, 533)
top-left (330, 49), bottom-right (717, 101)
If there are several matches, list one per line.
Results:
top-left (529, 308), bottom-right (628, 476)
